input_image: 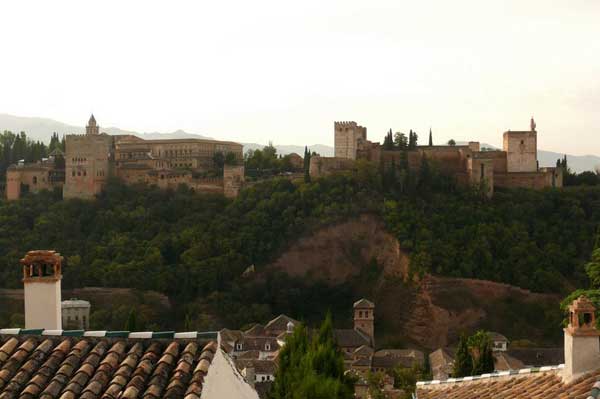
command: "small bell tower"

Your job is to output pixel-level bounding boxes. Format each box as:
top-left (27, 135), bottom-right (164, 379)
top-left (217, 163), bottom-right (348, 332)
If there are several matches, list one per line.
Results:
top-left (564, 295), bottom-right (600, 382)
top-left (21, 250), bottom-right (63, 329)
top-left (354, 298), bottom-right (375, 346)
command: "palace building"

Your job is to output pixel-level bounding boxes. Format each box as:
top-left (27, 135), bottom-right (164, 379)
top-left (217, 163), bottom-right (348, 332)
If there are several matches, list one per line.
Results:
top-left (6, 115), bottom-right (245, 200)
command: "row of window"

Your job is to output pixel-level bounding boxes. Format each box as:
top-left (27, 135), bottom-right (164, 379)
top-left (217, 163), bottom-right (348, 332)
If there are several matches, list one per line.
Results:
top-left (358, 310), bottom-right (371, 318)
top-left (66, 315), bottom-right (86, 322)
top-left (31, 176), bottom-right (47, 184)
top-left (72, 157), bottom-right (87, 162)
top-left (235, 343), bottom-right (272, 351)
top-left (70, 170), bottom-right (105, 177)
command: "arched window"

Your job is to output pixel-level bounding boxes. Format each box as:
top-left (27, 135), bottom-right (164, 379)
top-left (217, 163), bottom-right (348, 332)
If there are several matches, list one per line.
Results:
top-left (33, 176), bottom-right (37, 184)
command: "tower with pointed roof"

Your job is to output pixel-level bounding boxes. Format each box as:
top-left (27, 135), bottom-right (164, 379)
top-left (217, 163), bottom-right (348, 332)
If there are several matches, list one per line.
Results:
top-left (354, 298), bottom-right (375, 346)
top-left (86, 114), bottom-right (99, 135)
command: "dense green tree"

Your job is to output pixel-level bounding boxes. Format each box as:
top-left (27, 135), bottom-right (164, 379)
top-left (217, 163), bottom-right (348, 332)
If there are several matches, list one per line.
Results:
top-left (447, 139), bottom-right (456, 146)
top-left (585, 234), bottom-right (600, 289)
top-left (394, 132), bottom-right (408, 150)
top-left (393, 363), bottom-right (431, 399)
top-left (245, 144), bottom-right (297, 179)
top-left (269, 313), bottom-right (353, 399)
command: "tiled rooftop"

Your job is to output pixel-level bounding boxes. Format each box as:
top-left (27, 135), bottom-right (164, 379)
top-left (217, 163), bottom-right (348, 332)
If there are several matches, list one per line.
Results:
top-left (416, 366), bottom-right (600, 399)
top-left (0, 329), bottom-right (219, 399)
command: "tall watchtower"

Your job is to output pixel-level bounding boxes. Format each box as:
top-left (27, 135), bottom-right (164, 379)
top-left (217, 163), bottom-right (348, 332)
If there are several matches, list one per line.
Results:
top-left (502, 117), bottom-right (538, 173)
top-left (353, 298), bottom-right (375, 346)
top-left (334, 121), bottom-right (367, 160)
top-left (21, 250), bottom-right (63, 329)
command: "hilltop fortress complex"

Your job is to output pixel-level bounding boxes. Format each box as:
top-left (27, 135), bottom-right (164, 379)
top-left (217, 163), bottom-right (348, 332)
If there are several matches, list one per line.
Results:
top-left (6, 115), bottom-right (245, 200)
top-left (310, 118), bottom-right (562, 196)
top-left (5, 115), bottom-right (562, 200)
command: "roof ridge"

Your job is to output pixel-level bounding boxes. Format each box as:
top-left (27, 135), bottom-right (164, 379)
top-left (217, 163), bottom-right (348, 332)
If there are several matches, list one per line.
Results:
top-left (0, 328), bottom-right (217, 340)
top-left (416, 364), bottom-right (564, 386)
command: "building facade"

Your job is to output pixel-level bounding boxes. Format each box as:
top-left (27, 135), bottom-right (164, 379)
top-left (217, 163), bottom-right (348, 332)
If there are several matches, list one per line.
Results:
top-left (61, 298), bottom-right (91, 330)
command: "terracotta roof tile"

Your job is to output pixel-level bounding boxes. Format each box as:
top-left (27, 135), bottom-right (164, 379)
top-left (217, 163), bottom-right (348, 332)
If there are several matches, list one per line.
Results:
top-left (417, 368), bottom-right (600, 399)
top-left (0, 334), bottom-right (219, 399)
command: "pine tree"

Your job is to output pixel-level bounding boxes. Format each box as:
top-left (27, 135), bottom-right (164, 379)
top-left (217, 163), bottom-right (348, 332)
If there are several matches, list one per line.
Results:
top-left (428, 128), bottom-right (433, 146)
top-left (452, 334), bottom-right (472, 378)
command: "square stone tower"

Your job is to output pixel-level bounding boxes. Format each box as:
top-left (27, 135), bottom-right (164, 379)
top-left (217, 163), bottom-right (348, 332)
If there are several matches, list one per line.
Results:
top-left (503, 117), bottom-right (538, 173)
top-left (334, 121), bottom-right (367, 160)
top-left (354, 298), bottom-right (375, 346)
top-left (63, 115), bottom-right (114, 199)
top-left (21, 250), bottom-right (63, 330)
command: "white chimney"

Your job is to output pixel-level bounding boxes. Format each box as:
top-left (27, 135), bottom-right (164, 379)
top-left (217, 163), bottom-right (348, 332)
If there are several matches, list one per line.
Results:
top-left (21, 250), bottom-right (63, 330)
top-left (563, 295), bottom-right (600, 383)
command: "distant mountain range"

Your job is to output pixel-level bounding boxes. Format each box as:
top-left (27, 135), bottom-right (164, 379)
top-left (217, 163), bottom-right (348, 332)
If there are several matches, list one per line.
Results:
top-left (0, 113), bottom-right (597, 172)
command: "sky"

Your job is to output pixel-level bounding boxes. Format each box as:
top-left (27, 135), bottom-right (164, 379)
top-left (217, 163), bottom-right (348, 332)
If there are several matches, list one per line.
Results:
top-left (0, 0), bottom-right (599, 154)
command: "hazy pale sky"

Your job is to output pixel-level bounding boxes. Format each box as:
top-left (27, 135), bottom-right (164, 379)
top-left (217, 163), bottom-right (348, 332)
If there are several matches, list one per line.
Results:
top-left (0, 0), bottom-right (599, 154)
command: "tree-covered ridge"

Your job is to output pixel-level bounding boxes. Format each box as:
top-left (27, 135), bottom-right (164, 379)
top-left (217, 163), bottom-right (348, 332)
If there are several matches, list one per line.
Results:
top-left (1, 161), bottom-right (600, 330)
top-left (382, 187), bottom-right (600, 292)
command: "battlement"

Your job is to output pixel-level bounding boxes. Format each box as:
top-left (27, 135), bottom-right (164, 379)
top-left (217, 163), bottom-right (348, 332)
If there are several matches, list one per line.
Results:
top-left (334, 121), bottom-right (360, 129)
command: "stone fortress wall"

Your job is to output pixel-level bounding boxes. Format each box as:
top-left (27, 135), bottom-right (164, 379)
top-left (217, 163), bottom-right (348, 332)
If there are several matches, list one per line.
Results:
top-left (313, 118), bottom-right (562, 197)
top-left (5, 161), bottom-right (64, 200)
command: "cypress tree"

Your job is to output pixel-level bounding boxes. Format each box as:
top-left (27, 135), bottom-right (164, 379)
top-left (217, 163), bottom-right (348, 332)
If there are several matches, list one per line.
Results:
top-left (428, 128), bottom-right (433, 146)
top-left (471, 332), bottom-right (494, 375)
top-left (452, 334), bottom-right (472, 378)
top-left (304, 146), bottom-right (312, 183)
top-left (269, 314), bottom-right (353, 399)
top-left (124, 308), bottom-right (137, 331)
